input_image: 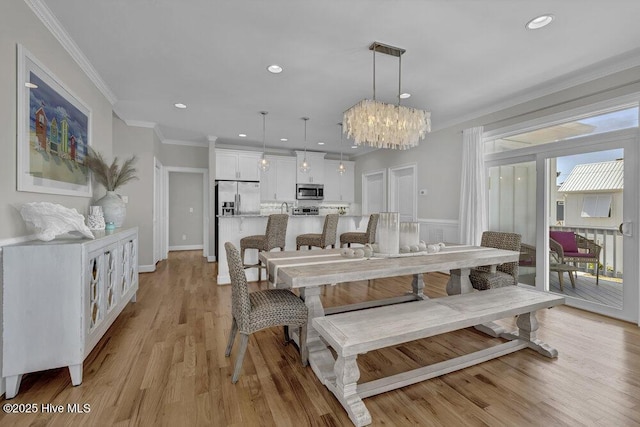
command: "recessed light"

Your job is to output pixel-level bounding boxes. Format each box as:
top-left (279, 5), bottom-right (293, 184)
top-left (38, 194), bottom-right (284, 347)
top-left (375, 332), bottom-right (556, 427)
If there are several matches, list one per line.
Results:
top-left (399, 93), bottom-right (411, 99)
top-left (25, 82), bottom-right (38, 89)
top-left (317, 141), bottom-right (325, 145)
top-left (280, 138), bottom-right (288, 142)
top-left (526, 14), bottom-right (554, 30)
top-left (239, 134), bottom-right (247, 137)
top-left (351, 145), bottom-right (358, 149)
top-left (174, 103), bottom-right (187, 109)
top-left (267, 64), bottom-right (283, 74)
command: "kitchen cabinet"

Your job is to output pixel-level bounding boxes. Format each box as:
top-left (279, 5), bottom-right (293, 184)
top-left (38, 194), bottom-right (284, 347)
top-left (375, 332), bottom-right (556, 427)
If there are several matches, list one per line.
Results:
top-left (216, 149), bottom-right (262, 181)
top-left (2, 228), bottom-right (138, 398)
top-left (295, 151), bottom-right (326, 184)
top-left (323, 159), bottom-right (355, 202)
top-left (260, 155), bottom-right (297, 202)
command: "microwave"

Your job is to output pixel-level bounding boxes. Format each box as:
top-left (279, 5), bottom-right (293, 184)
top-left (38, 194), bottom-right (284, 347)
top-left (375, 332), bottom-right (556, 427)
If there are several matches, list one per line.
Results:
top-left (296, 183), bottom-right (324, 200)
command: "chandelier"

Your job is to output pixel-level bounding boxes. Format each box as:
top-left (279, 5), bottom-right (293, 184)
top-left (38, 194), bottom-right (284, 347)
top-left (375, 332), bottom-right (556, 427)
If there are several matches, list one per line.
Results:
top-left (343, 42), bottom-right (431, 150)
top-left (258, 111), bottom-right (270, 172)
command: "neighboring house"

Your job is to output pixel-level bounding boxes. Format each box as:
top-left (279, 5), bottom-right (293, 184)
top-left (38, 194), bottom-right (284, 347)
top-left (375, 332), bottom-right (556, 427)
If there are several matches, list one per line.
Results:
top-left (558, 159), bottom-right (623, 229)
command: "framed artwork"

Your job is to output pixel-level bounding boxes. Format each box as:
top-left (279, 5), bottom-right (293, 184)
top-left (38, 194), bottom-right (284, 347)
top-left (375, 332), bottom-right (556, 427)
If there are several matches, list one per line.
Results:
top-left (17, 44), bottom-right (92, 197)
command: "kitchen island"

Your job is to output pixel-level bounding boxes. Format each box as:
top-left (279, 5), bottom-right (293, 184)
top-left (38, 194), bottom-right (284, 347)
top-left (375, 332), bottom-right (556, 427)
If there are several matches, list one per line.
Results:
top-left (216, 214), bottom-right (367, 284)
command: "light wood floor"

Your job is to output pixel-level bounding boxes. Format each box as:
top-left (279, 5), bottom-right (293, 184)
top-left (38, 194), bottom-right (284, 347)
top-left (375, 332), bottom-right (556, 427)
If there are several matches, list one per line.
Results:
top-left (2, 250), bottom-right (640, 426)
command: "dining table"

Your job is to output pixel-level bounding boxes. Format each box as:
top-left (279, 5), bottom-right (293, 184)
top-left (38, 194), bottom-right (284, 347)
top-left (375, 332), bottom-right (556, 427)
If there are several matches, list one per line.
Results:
top-left (259, 244), bottom-right (521, 384)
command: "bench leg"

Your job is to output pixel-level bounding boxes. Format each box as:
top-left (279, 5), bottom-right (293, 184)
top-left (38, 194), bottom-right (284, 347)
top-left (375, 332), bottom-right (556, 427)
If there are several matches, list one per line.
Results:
top-left (329, 354), bottom-right (371, 427)
top-left (501, 311), bottom-right (558, 358)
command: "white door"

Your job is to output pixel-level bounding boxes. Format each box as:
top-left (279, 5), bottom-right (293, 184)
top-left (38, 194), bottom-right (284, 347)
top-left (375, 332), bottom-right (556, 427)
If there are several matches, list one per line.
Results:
top-left (388, 164), bottom-right (417, 221)
top-left (153, 157), bottom-right (165, 264)
top-left (362, 169), bottom-right (387, 214)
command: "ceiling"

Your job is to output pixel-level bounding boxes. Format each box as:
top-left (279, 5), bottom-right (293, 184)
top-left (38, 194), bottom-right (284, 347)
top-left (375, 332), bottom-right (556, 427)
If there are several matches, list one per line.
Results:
top-left (39, 0), bottom-right (640, 157)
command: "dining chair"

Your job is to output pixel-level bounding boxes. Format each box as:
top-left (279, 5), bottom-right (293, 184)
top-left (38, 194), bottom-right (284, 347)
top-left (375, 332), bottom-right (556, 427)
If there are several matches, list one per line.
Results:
top-left (224, 242), bottom-right (308, 383)
top-left (339, 213), bottom-right (379, 248)
top-left (296, 214), bottom-right (339, 250)
top-left (470, 231), bottom-right (521, 290)
top-left (550, 230), bottom-right (602, 285)
top-left (240, 213), bottom-right (288, 281)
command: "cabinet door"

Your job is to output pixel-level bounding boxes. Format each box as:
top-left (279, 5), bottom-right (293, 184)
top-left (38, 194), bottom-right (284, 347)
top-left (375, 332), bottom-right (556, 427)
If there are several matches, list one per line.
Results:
top-left (276, 157), bottom-right (297, 201)
top-left (296, 152), bottom-right (326, 184)
top-left (237, 152), bottom-right (261, 181)
top-left (260, 156), bottom-right (277, 201)
top-left (86, 249), bottom-right (107, 336)
top-left (216, 151), bottom-right (238, 180)
top-left (323, 160), bottom-right (341, 201)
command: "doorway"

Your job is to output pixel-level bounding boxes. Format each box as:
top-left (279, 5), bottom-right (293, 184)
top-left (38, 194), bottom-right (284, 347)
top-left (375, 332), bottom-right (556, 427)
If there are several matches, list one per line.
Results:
top-left (362, 169), bottom-right (387, 214)
top-left (388, 164), bottom-right (417, 221)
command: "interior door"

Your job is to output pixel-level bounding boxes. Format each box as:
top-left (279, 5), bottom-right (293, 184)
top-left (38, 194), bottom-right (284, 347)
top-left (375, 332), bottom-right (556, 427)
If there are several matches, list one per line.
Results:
top-left (388, 164), bottom-right (417, 221)
top-left (362, 169), bottom-right (387, 214)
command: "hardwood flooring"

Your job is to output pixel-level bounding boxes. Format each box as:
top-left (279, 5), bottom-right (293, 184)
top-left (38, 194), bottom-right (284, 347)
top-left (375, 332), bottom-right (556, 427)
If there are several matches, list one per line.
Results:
top-left (2, 250), bottom-right (639, 426)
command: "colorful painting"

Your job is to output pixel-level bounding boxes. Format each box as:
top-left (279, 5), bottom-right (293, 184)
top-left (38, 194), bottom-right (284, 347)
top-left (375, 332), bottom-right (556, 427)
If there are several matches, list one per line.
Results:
top-left (17, 44), bottom-right (92, 197)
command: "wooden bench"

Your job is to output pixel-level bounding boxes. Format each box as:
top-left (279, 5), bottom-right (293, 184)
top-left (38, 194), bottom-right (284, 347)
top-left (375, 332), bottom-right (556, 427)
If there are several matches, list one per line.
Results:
top-left (313, 286), bottom-right (565, 427)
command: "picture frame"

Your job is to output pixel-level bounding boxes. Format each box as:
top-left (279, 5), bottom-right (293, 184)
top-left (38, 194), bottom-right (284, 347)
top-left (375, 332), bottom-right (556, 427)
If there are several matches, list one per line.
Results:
top-left (17, 44), bottom-right (92, 197)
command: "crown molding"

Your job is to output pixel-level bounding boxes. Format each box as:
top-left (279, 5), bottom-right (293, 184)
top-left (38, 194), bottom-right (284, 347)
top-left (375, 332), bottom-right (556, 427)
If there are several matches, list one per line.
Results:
top-left (24, 0), bottom-right (118, 105)
top-left (436, 49), bottom-right (640, 132)
top-left (162, 139), bottom-right (208, 148)
top-left (123, 120), bottom-right (156, 128)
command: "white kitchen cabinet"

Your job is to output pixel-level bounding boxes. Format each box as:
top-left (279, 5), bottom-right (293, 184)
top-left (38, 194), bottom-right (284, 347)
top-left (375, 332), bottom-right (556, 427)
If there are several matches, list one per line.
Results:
top-left (323, 159), bottom-right (355, 202)
top-left (295, 151), bottom-right (326, 184)
top-left (216, 149), bottom-right (262, 181)
top-left (2, 228), bottom-right (138, 398)
top-left (260, 155), bottom-right (297, 202)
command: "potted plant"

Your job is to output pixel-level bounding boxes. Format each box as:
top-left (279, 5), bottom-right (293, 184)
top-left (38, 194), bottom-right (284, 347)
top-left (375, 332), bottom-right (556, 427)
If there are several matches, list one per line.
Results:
top-left (84, 148), bottom-right (138, 227)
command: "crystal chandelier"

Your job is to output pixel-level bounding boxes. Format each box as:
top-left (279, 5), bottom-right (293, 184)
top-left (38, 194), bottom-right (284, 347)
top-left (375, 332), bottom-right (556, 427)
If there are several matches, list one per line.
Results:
top-left (337, 123), bottom-right (346, 175)
top-left (299, 117), bottom-right (310, 173)
top-left (343, 42), bottom-right (431, 150)
top-left (258, 111), bottom-right (270, 172)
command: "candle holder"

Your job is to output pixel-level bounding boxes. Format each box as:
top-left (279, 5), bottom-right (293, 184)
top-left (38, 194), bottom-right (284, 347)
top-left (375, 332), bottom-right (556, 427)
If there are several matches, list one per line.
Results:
top-left (377, 212), bottom-right (399, 254)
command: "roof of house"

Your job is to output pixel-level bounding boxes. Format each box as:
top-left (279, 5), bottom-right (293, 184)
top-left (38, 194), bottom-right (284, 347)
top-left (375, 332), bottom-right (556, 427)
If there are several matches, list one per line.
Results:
top-left (558, 159), bottom-right (623, 193)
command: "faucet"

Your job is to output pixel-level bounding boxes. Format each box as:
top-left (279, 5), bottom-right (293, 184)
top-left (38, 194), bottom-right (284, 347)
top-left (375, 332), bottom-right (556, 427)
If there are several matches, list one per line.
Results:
top-left (280, 201), bottom-right (289, 214)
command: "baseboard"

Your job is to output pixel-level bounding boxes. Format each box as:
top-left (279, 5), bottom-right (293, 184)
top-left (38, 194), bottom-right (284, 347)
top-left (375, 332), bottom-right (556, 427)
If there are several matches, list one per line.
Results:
top-left (207, 255), bottom-right (216, 262)
top-left (138, 265), bottom-right (156, 273)
top-left (169, 244), bottom-right (204, 251)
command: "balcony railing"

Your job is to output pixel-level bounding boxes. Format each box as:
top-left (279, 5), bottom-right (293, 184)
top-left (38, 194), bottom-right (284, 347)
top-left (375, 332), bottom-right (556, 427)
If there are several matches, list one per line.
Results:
top-left (550, 225), bottom-right (622, 278)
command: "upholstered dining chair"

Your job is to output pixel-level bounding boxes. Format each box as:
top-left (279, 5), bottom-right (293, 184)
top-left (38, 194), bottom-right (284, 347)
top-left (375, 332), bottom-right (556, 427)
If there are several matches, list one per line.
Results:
top-left (224, 242), bottom-right (308, 383)
top-left (470, 231), bottom-right (522, 291)
top-left (550, 230), bottom-right (602, 285)
top-left (240, 213), bottom-right (288, 281)
top-left (339, 213), bottom-right (379, 248)
top-left (296, 214), bottom-right (339, 250)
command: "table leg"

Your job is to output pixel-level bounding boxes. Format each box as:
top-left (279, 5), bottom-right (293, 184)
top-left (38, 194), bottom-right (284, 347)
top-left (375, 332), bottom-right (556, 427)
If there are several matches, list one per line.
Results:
top-left (300, 286), bottom-right (337, 385)
top-left (327, 354), bottom-right (372, 427)
top-left (446, 267), bottom-right (472, 295)
top-left (557, 271), bottom-right (564, 291)
top-left (411, 273), bottom-right (427, 299)
top-left (568, 270), bottom-right (576, 288)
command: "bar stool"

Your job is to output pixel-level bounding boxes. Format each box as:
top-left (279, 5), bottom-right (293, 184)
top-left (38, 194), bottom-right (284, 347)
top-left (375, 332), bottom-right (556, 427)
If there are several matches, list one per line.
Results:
top-left (340, 213), bottom-right (379, 248)
top-left (240, 214), bottom-right (288, 281)
top-left (296, 214), bottom-right (339, 250)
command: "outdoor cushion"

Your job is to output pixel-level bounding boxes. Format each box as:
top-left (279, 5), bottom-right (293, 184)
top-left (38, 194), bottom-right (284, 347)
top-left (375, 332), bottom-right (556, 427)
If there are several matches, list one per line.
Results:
top-left (564, 251), bottom-right (592, 258)
top-left (550, 231), bottom-right (578, 252)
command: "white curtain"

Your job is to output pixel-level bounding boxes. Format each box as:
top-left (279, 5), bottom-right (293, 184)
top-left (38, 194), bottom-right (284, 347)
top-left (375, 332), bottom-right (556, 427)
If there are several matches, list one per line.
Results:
top-left (458, 126), bottom-right (487, 245)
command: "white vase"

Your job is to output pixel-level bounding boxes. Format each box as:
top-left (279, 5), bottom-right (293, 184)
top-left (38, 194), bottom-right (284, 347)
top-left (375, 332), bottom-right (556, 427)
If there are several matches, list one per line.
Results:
top-left (95, 191), bottom-right (126, 227)
top-left (377, 212), bottom-right (399, 255)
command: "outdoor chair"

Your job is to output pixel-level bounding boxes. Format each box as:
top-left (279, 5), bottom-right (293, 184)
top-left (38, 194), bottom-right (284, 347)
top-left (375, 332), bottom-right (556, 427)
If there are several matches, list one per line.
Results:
top-left (549, 230), bottom-right (602, 285)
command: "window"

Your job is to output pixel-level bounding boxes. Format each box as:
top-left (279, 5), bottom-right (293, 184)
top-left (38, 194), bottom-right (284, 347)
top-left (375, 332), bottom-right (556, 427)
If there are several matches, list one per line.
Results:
top-left (485, 106), bottom-right (638, 154)
top-left (581, 194), bottom-right (612, 218)
top-left (556, 201), bottom-right (565, 222)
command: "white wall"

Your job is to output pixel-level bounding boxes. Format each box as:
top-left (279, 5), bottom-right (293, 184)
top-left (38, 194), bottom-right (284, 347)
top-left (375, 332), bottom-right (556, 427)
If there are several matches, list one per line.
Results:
top-left (168, 172), bottom-right (204, 248)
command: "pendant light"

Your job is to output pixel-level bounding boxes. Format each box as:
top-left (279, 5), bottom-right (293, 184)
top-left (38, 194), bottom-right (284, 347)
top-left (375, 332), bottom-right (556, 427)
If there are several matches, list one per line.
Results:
top-left (337, 122), bottom-right (346, 175)
top-left (258, 111), bottom-right (270, 172)
top-left (299, 117), bottom-right (310, 173)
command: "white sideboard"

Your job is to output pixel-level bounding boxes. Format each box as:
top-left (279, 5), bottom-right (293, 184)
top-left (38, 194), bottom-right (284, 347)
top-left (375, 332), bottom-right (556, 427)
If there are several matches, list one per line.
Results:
top-left (2, 227), bottom-right (138, 398)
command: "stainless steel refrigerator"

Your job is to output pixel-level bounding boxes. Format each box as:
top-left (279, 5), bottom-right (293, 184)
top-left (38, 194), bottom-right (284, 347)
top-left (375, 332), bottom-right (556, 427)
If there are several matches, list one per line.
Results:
top-left (215, 180), bottom-right (261, 216)
top-left (215, 180), bottom-right (261, 258)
